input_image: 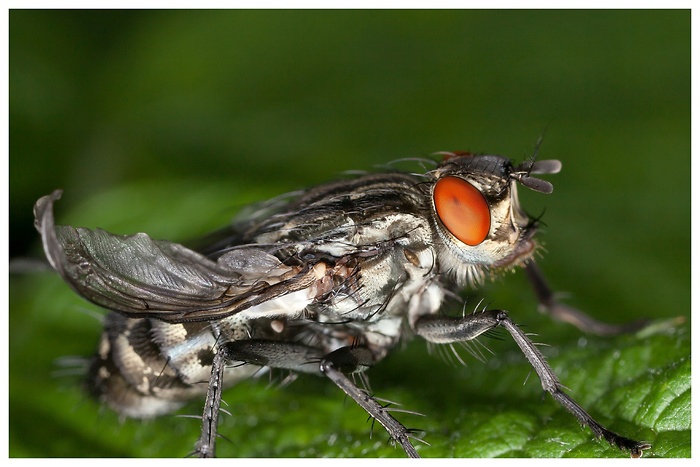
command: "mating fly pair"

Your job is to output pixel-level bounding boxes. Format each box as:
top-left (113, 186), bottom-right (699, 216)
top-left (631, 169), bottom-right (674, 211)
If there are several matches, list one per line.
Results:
top-left (34, 151), bottom-right (650, 457)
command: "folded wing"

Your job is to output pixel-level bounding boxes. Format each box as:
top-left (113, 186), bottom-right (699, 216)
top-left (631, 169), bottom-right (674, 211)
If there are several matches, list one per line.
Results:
top-left (34, 190), bottom-right (316, 323)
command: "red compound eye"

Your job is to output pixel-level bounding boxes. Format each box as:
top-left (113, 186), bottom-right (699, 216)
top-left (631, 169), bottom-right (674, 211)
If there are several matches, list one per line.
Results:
top-left (433, 176), bottom-right (490, 246)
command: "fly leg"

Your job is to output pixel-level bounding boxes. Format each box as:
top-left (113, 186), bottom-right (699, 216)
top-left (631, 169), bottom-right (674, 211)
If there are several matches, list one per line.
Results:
top-left (194, 344), bottom-right (228, 458)
top-left (194, 340), bottom-right (422, 458)
top-left (414, 310), bottom-right (651, 458)
top-left (524, 259), bottom-right (649, 335)
top-left (319, 346), bottom-right (422, 458)
top-left (193, 340), bottom-right (325, 457)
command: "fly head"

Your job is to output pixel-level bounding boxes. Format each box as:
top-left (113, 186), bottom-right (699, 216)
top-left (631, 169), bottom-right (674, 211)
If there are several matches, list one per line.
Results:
top-left (427, 152), bottom-right (561, 285)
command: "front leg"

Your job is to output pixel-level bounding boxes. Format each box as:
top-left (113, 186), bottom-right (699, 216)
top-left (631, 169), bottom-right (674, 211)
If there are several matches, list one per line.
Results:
top-left (523, 259), bottom-right (648, 336)
top-left (414, 310), bottom-right (651, 458)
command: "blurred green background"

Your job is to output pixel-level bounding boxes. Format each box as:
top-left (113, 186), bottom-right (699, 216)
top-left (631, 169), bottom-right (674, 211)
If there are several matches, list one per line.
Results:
top-left (9, 10), bottom-right (689, 458)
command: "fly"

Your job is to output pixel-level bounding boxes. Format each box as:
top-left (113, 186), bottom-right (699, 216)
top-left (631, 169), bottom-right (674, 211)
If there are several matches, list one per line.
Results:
top-left (34, 151), bottom-right (651, 457)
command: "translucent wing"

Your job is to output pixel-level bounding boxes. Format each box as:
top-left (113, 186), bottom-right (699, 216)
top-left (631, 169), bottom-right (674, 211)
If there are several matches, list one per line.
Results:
top-left (34, 190), bottom-right (317, 323)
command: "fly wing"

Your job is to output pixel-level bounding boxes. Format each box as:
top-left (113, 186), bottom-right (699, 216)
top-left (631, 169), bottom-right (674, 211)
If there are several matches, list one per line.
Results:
top-left (34, 190), bottom-right (317, 323)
